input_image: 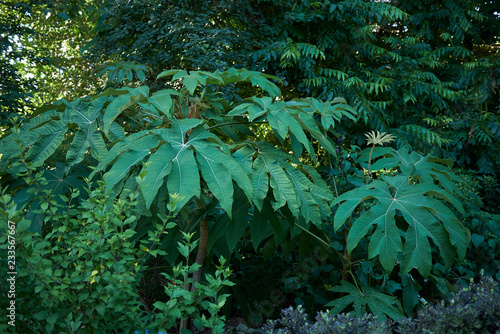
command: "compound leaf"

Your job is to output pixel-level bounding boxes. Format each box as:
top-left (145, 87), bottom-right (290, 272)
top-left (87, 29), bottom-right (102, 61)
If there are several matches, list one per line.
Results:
top-left (327, 281), bottom-right (403, 320)
top-left (333, 174), bottom-right (467, 277)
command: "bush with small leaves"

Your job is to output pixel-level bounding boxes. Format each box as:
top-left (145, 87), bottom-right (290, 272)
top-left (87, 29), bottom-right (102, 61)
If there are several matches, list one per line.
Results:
top-left (264, 277), bottom-right (500, 334)
top-left (395, 276), bottom-right (500, 334)
top-left (261, 305), bottom-right (392, 334)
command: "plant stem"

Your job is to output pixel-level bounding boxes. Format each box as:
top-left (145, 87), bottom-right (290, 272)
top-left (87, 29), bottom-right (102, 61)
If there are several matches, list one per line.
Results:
top-left (366, 144), bottom-right (375, 184)
top-left (332, 174), bottom-right (339, 198)
top-left (294, 222), bottom-right (344, 262)
top-left (191, 218), bottom-right (208, 292)
top-left (294, 222), bottom-right (330, 248)
top-left (180, 217), bottom-right (209, 333)
top-left (207, 120), bottom-right (266, 130)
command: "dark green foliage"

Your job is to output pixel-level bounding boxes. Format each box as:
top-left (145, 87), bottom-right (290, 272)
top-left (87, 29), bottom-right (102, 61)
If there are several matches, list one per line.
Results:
top-left (94, 61), bottom-right (150, 87)
top-left (465, 213), bottom-right (500, 281)
top-left (88, 0), bottom-right (271, 75)
top-left (0, 179), bottom-right (149, 333)
top-left (0, 68), bottom-right (345, 265)
top-left (0, 175), bottom-right (231, 333)
top-left (261, 0), bottom-right (500, 175)
top-left (2, 0), bottom-right (499, 330)
top-left (453, 171), bottom-right (500, 281)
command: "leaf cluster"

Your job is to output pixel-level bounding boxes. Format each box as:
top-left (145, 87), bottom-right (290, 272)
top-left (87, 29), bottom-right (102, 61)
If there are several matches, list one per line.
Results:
top-left (0, 170), bottom-right (232, 333)
top-left (0, 67), bottom-right (349, 278)
top-left (395, 276), bottom-right (500, 334)
top-left (0, 176), bottom-right (148, 333)
top-left (262, 304), bottom-right (393, 334)
top-left (246, 0), bottom-right (500, 177)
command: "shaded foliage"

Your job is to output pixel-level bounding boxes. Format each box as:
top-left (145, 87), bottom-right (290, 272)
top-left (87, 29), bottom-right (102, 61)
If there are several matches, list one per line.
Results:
top-left (0, 0), bottom-right (37, 124)
top-left (88, 0), bottom-right (272, 75)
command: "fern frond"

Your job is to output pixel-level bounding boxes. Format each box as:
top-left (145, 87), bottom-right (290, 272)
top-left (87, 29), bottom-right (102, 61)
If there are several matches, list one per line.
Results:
top-left (473, 122), bottom-right (494, 144)
top-left (297, 43), bottom-right (326, 60)
top-left (321, 68), bottom-right (349, 81)
top-left (302, 77), bottom-right (327, 87)
top-left (400, 124), bottom-right (449, 147)
top-left (365, 1), bottom-right (409, 21)
top-left (279, 39), bottom-right (325, 67)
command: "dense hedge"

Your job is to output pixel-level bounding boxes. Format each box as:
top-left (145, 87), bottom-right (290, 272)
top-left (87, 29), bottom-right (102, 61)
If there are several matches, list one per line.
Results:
top-left (262, 276), bottom-right (500, 334)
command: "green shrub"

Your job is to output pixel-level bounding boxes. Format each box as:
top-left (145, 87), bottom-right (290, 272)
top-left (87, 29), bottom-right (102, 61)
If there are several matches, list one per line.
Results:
top-left (0, 177), bottom-right (153, 333)
top-left (263, 276), bottom-right (500, 334)
top-left (395, 276), bottom-right (500, 334)
top-left (147, 232), bottom-right (233, 334)
top-left (0, 172), bottom-right (231, 333)
top-left (261, 305), bottom-right (392, 334)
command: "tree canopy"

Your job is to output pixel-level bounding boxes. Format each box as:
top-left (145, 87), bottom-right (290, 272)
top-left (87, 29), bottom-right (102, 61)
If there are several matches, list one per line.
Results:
top-left (0, 0), bottom-right (102, 124)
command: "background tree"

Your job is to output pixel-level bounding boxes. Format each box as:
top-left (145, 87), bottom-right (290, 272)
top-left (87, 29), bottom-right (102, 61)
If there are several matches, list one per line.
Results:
top-left (0, 0), bottom-right (103, 125)
top-left (0, 0), bottom-right (36, 125)
top-left (88, 0), bottom-right (273, 77)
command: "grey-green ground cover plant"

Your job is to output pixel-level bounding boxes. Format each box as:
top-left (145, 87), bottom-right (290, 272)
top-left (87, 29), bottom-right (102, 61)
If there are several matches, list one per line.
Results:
top-left (263, 276), bottom-right (500, 334)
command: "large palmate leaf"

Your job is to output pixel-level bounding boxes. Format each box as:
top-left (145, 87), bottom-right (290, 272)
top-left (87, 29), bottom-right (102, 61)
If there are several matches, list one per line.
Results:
top-left (360, 147), bottom-right (464, 194)
top-left (91, 68), bottom-right (338, 222)
top-left (10, 162), bottom-right (90, 233)
top-left (157, 68), bottom-right (281, 98)
top-left (65, 107), bottom-right (109, 166)
top-left (24, 124), bottom-right (66, 166)
top-left (101, 124), bottom-right (333, 223)
top-left (99, 68), bottom-right (282, 136)
top-left (326, 281), bottom-right (404, 320)
top-left (1, 97), bottom-right (114, 169)
top-left (227, 96), bottom-right (340, 160)
top-left (252, 153), bottom-right (297, 212)
top-left (249, 142), bottom-right (333, 223)
top-left (195, 145), bottom-right (238, 217)
top-left (100, 119), bottom-right (253, 214)
top-left (302, 97), bottom-right (358, 131)
top-left (94, 61), bottom-right (149, 84)
top-left (148, 89), bottom-right (180, 116)
top-left (332, 174), bottom-right (468, 277)
top-left (102, 86), bottom-right (150, 134)
top-left (60, 97), bottom-right (113, 165)
top-left (223, 196), bottom-right (252, 252)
